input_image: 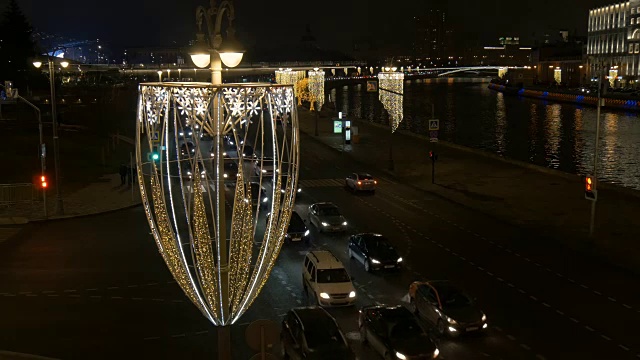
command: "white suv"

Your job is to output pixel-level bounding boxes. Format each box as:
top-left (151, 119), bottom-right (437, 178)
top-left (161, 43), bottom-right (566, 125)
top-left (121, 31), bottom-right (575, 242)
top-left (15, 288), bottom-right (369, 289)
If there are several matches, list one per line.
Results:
top-left (302, 250), bottom-right (357, 307)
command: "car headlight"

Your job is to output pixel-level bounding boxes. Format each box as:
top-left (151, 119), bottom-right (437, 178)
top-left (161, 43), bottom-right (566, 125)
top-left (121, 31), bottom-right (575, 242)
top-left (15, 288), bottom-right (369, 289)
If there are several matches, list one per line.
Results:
top-left (349, 291), bottom-right (356, 298)
top-left (186, 171), bottom-right (192, 175)
top-left (210, 153), bottom-right (215, 157)
top-left (342, 221), bottom-right (348, 226)
top-left (395, 352), bottom-right (406, 360)
top-left (304, 230), bottom-right (310, 236)
top-left (321, 222), bottom-right (329, 227)
top-left (262, 197), bottom-right (268, 203)
top-left (370, 259), bottom-right (381, 264)
top-left (179, 132), bottom-right (184, 136)
top-left (433, 348), bottom-right (440, 358)
top-left (297, 188), bottom-right (302, 193)
top-left (446, 316), bottom-right (457, 325)
top-left (188, 132), bottom-right (192, 136)
top-left (224, 173), bottom-right (228, 178)
top-left (397, 257), bottom-right (403, 262)
top-left (482, 314), bottom-right (487, 322)
top-left (223, 152), bottom-right (227, 156)
top-left (280, 189), bottom-right (285, 194)
top-left (319, 292), bottom-right (330, 299)
top-left (262, 169), bottom-right (267, 173)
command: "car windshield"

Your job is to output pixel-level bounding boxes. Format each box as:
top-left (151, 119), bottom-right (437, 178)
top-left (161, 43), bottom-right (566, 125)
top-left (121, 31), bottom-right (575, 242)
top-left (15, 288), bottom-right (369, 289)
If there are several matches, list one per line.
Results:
top-left (289, 212), bottom-right (305, 228)
top-left (318, 206), bottom-right (340, 216)
top-left (249, 184), bottom-right (263, 199)
top-left (305, 321), bottom-right (344, 349)
top-left (363, 237), bottom-right (392, 250)
top-left (224, 162), bottom-right (238, 171)
top-left (358, 174), bottom-right (374, 180)
top-left (389, 319), bottom-right (423, 339)
top-left (316, 268), bottom-right (350, 283)
top-left (242, 146), bottom-right (254, 156)
top-left (438, 286), bottom-right (472, 308)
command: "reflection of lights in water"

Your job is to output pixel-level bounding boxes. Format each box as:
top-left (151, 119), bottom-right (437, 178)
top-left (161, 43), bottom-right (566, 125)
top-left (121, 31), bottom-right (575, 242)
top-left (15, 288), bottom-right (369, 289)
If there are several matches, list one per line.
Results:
top-left (495, 92), bottom-right (507, 155)
top-left (544, 104), bottom-right (562, 169)
top-left (342, 85), bottom-right (349, 115)
top-left (602, 113), bottom-right (620, 177)
top-left (528, 104), bottom-right (539, 162)
top-left (353, 84), bottom-right (362, 119)
top-left (572, 109), bottom-right (589, 176)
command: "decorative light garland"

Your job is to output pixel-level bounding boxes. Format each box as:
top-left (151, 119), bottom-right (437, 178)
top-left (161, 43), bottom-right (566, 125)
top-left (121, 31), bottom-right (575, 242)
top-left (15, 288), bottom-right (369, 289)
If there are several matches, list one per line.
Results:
top-left (308, 69), bottom-right (325, 111)
top-left (378, 71), bottom-right (404, 132)
top-left (136, 82), bottom-right (300, 326)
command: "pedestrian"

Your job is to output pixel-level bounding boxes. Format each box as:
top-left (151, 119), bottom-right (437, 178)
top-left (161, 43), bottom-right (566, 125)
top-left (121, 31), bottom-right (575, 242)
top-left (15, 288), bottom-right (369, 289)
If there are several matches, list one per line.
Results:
top-left (119, 163), bottom-right (127, 185)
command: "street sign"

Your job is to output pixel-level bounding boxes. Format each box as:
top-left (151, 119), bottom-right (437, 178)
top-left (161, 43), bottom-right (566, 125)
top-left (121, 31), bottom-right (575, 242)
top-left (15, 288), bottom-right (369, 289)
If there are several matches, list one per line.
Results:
top-left (333, 120), bottom-right (343, 134)
top-left (366, 81), bottom-right (378, 92)
top-left (151, 131), bottom-right (160, 142)
top-left (429, 119), bottom-right (440, 131)
top-left (430, 138), bottom-right (439, 143)
top-left (429, 129), bottom-right (438, 143)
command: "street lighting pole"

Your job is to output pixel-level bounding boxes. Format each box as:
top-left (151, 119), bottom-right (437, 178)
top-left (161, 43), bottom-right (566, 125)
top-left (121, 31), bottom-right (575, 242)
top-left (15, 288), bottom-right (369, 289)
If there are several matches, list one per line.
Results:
top-left (589, 65), bottom-right (603, 238)
top-left (191, 1), bottom-right (244, 359)
top-left (47, 58), bottom-right (64, 215)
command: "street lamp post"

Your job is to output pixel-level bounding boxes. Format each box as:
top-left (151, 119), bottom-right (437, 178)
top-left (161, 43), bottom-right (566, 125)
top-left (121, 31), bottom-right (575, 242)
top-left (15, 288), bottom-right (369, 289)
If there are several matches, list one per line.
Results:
top-left (589, 65), bottom-right (604, 238)
top-left (33, 58), bottom-right (66, 215)
top-left (190, 1), bottom-right (244, 359)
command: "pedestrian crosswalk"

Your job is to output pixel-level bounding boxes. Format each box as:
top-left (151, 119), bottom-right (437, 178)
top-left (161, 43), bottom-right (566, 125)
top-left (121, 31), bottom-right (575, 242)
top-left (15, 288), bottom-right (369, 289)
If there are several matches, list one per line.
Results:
top-left (298, 179), bottom-right (345, 188)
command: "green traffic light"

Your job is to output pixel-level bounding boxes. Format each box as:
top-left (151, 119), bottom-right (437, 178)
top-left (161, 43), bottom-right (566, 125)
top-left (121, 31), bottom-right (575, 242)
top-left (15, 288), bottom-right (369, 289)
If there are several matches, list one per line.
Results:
top-left (152, 153), bottom-right (160, 161)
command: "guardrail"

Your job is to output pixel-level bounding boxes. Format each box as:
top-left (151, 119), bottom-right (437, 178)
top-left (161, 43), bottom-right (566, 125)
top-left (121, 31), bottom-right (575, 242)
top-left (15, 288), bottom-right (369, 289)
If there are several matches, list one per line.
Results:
top-left (0, 183), bottom-right (34, 204)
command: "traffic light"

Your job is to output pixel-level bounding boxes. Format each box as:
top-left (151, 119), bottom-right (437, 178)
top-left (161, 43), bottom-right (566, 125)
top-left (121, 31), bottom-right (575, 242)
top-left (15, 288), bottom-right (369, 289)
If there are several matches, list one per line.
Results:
top-left (148, 146), bottom-right (160, 162)
top-left (40, 175), bottom-right (48, 189)
top-left (585, 176), bottom-right (597, 201)
top-left (429, 151), bottom-right (438, 161)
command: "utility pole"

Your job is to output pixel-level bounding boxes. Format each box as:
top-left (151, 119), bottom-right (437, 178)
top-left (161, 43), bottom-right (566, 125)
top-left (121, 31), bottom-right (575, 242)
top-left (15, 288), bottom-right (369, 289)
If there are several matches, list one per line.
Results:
top-left (48, 59), bottom-right (64, 215)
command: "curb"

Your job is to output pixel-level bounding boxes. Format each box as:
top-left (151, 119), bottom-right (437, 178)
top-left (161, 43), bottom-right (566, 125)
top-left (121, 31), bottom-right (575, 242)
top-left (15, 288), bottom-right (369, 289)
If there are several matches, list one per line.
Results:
top-left (28, 202), bottom-right (143, 223)
top-left (0, 202), bottom-right (143, 225)
top-left (0, 351), bottom-right (60, 360)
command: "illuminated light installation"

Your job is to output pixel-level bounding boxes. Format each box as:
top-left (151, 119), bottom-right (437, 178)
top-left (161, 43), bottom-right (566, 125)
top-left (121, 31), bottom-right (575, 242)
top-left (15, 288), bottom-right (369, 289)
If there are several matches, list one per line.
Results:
top-left (609, 68), bottom-right (618, 88)
top-left (308, 68), bottom-right (325, 111)
top-left (276, 69), bottom-right (305, 104)
top-left (554, 68), bottom-right (562, 85)
top-left (378, 71), bottom-right (404, 132)
top-left (498, 67), bottom-right (508, 79)
top-left (136, 82), bottom-right (299, 325)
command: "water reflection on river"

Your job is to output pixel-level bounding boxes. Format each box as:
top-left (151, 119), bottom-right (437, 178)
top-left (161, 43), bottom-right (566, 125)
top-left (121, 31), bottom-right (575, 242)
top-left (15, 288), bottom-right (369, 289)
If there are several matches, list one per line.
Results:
top-left (330, 77), bottom-right (640, 190)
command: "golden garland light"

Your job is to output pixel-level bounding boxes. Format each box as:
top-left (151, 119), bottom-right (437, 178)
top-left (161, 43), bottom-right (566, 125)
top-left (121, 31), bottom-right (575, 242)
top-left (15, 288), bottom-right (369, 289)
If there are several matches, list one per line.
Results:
top-left (308, 68), bottom-right (325, 111)
top-left (136, 82), bottom-right (300, 325)
top-left (294, 78), bottom-right (312, 106)
top-left (378, 71), bottom-right (404, 132)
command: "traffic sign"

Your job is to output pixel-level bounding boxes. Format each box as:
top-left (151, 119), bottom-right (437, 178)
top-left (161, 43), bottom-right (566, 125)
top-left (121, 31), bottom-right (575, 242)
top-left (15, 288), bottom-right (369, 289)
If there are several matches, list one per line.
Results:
top-left (430, 138), bottom-right (439, 143)
top-left (151, 131), bottom-right (160, 142)
top-left (428, 119), bottom-right (440, 131)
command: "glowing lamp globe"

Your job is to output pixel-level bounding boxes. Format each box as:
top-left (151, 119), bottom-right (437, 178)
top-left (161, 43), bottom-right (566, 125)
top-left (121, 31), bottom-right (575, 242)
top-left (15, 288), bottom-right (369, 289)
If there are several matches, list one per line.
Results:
top-left (219, 51), bottom-right (243, 68)
top-left (191, 52), bottom-right (211, 68)
top-left (33, 61), bottom-right (42, 68)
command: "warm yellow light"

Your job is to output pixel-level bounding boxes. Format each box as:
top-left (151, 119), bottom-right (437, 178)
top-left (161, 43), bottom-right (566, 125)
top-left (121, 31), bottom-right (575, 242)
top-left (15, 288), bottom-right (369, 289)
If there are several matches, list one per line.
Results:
top-left (60, 61), bottom-right (69, 68)
top-left (579, 65), bottom-right (584, 68)
top-left (33, 61), bottom-right (42, 68)
top-left (219, 52), bottom-right (243, 68)
top-left (549, 65), bottom-right (554, 68)
top-left (191, 53), bottom-right (211, 68)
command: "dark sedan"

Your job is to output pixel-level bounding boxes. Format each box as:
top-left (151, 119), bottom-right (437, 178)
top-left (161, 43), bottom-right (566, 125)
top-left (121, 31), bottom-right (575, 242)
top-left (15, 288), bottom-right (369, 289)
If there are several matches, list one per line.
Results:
top-left (409, 280), bottom-right (487, 337)
top-left (266, 211), bottom-right (310, 243)
top-left (359, 305), bottom-right (439, 359)
top-left (348, 233), bottom-right (402, 272)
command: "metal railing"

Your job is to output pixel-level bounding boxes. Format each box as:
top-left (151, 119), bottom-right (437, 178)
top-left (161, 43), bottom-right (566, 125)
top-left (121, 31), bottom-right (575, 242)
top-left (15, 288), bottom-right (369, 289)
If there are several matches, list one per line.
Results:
top-left (0, 183), bottom-right (35, 204)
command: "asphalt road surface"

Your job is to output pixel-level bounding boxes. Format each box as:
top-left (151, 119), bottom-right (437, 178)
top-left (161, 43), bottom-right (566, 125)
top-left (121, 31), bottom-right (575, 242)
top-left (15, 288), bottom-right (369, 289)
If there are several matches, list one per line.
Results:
top-left (0, 132), bottom-right (638, 360)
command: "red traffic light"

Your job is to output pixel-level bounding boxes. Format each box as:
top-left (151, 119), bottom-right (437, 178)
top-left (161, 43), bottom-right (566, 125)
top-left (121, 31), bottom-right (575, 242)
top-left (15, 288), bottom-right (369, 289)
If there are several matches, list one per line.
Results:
top-left (585, 176), bottom-right (593, 191)
top-left (40, 175), bottom-right (48, 188)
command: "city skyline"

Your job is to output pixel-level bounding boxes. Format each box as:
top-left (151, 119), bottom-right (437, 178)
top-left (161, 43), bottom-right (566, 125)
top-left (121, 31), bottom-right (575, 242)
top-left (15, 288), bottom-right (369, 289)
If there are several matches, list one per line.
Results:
top-left (7, 0), bottom-right (603, 54)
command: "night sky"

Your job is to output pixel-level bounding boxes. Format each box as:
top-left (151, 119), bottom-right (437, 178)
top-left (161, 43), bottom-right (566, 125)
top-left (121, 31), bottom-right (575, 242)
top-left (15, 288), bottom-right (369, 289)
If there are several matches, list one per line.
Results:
top-left (7, 0), bottom-right (605, 53)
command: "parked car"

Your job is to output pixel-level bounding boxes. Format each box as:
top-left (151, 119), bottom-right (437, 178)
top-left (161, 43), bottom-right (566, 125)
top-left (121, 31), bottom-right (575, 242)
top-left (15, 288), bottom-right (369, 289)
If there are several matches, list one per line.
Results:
top-left (302, 250), bottom-right (356, 307)
top-left (409, 280), bottom-right (487, 337)
top-left (348, 233), bottom-right (402, 272)
top-left (307, 203), bottom-right (348, 233)
top-left (267, 210), bottom-right (309, 243)
top-left (223, 160), bottom-right (239, 182)
top-left (345, 172), bottom-right (377, 193)
top-left (280, 307), bottom-right (355, 359)
top-left (359, 305), bottom-right (439, 359)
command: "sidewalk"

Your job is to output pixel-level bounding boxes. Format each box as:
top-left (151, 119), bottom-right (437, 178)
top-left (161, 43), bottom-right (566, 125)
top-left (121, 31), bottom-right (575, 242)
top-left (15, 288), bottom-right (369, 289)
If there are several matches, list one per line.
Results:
top-left (0, 174), bottom-right (141, 223)
top-left (297, 106), bottom-right (640, 271)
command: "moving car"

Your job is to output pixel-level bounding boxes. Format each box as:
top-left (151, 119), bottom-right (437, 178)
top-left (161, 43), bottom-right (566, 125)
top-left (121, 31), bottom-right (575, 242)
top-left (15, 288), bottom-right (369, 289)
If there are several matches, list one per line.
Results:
top-left (348, 233), bottom-right (402, 272)
top-left (278, 175), bottom-right (302, 196)
top-left (266, 210), bottom-right (309, 243)
top-left (182, 161), bottom-right (206, 180)
top-left (307, 203), bottom-right (348, 233)
top-left (223, 160), bottom-right (239, 182)
top-left (254, 157), bottom-right (276, 177)
top-left (245, 181), bottom-right (268, 210)
top-left (302, 250), bottom-right (356, 307)
top-left (359, 305), bottom-right (439, 359)
top-left (178, 126), bottom-right (193, 139)
top-left (345, 172), bottom-right (377, 193)
top-left (180, 142), bottom-right (196, 156)
top-left (409, 280), bottom-right (487, 337)
top-left (280, 307), bottom-right (355, 359)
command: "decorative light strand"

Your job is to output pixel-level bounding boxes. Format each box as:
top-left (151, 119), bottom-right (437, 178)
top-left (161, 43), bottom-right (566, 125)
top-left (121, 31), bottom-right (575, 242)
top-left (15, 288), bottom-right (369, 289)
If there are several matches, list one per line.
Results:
top-left (136, 82), bottom-right (299, 326)
top-left (378, 71), bottom-right (404, 132)
top-left (308, 69), bottom-right (325, 111)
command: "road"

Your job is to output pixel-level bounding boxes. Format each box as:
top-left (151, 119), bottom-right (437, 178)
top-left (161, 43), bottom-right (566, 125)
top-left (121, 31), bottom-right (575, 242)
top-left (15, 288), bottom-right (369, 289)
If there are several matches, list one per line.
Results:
top-left (0, 132), bottom-right (638, 359)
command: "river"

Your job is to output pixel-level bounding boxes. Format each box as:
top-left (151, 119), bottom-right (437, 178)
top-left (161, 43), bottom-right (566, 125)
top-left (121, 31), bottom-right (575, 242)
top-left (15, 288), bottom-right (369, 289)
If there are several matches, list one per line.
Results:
top-left (329, 77), bottom-right (640, 190)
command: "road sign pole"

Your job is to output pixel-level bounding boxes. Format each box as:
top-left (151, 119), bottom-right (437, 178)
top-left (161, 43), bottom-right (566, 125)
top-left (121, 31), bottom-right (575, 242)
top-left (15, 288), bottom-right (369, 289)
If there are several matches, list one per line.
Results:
top-left (431, 152), bottom-right (435, 184)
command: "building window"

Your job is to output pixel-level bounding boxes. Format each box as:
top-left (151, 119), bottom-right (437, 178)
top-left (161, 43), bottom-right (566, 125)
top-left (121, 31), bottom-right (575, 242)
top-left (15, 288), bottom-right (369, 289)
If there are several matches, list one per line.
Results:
top-left (635, 43), bottom-right (639, 53)
top-left (632, 18), bottom-right (635, 24)
top-left (633, 8), bottom-right (636, 14)
top-left (630, 44), bottom-right (634, 53)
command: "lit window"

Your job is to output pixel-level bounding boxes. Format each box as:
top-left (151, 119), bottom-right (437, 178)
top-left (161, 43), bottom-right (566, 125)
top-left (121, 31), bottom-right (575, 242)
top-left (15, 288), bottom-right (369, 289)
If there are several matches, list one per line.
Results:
top-left (636, 44), bottom-right (640, 53)
top-left (632, 18), bottom-right (635, 24)
top-left (630, 44), bottom-right (634, 53)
